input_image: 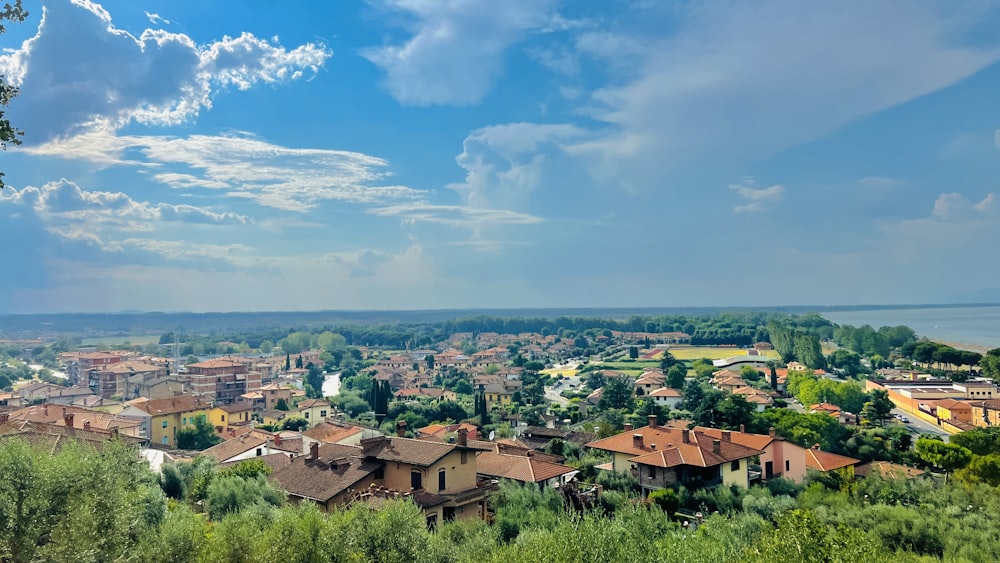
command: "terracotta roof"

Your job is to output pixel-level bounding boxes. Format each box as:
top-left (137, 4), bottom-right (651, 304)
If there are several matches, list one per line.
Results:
top-left (805, 448), bottom-right (859, 471)
top-left (635, 373), bottom-right (666, 385)
top-left (475, 451), bottom-right (576, 483)
top-left (187, 358), bottom-right (245, 369)
top-left (268, 444), bottom-right (380, 503)
top-left (99, 361), bottom-right (164, 374)
top-left (0, 420), bottom-right (143, 452)
top-left (588, 425), bottom-right (763, 467)
top-left (201, 435), bottom-right (268, 461)
top-left (417, 422), bottom-right (478, 440)
top-left (649, 387), bottom-right (682, 398)
top-left (10, 404), bottom-right (141, 432)
top-left (361, 436), bottom-right (458, 467)
top-left (131, 395), bottom-right (205, 415)
top-left (297, 399), bottom-right (330, 409)
top-left (693, 427), bottom-right (776, 451)
top-left (302, 421), bottom-right (368, 444)
top-left (932, 398), bottom-right (972, 411)
top-left (215, 403), bottom-right (252, 414)
top-left (809, 403), bottom-right (841, 413)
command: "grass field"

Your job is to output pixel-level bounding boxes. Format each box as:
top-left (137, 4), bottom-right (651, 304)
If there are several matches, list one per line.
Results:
top-left (81, 335), bottom-right (161, 347)
top-left (661, 347), bottom-right (781, 361)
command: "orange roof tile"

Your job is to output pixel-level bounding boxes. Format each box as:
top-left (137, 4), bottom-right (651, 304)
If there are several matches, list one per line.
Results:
top-left (805, 448), bottom-right (859, 471)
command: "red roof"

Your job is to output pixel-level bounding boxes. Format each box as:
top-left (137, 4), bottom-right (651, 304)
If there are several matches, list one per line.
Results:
top-left (587, 425), bottom-right (763, 466)
top-left (805, 447), bottom-right (858, 471)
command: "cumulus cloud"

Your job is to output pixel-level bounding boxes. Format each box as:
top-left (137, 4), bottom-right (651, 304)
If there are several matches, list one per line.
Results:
top-left (448, 122), bottom-right (583, 209)
top-left (1, 0), bottom-right (330, 141)
top-left (729, 178), bottom-right (784, 213)
top-left (932, 192), bottom-right (994, 220)
top-left (363, 0), bottom-right (561, 105)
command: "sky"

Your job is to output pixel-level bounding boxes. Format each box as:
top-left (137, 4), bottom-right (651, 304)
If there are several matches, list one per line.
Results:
top-left (2, 0), bottom-right (1000, 313)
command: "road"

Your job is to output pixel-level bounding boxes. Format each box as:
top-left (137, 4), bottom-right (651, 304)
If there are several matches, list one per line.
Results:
top-left (891, 407), bottom-right (951, 442)
top-left (544, 374), bottom-right (581, 407)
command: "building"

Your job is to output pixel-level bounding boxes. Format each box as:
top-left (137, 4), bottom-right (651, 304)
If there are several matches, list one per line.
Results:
top-left (208, 403), bottom-right (254, 433)
top-left (257, 383), bottom-right (294, 411)
top-left (804, 444), bottom-right (859, 477)
top-left (648, 387), bottom-right (683, 409)
top-left (88, 360), bottom-right (166, 399)
top-left (267, 428), bottom-right (492, 527)
top-left (867, 379), bottom-right (1000, 418)
top-left (184, 359), bottom-right (262, 404)
top-left (302, 419), bottom-right (371, 445)
top-left (586, 416), bottom-right (764, 494)
top-left (297, 398), bottom-right (332, 427)
top-left (695, 426), bottom-right (816, 484)
top-left (931, 399), bottom-right (973, 424)
top-left (119, 396), bottom-right (209, 446)
top-left (475, 450), bottom-right (577, 488)
top-left (9, 404), bottom-right (144, 438)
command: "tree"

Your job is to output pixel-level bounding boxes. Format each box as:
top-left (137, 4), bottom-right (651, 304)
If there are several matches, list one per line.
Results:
top-left (680, 380), bottom-right (705, 412)
top-left (285, 353), bottom-right (291, 371)
top-left (982, 348), bottom-right (1000, 381)
top-left (175, 414), bottom-right (222, 450)
top-left (955, 454), bottom-right (1000, 487)
top-left (768, 362), bottom-right (778, 391)
top-left (274, 398), bottom-right (289, 411)
top-left (628, 346), bottom-right (639, 360)
top-left (950, 427), bottom-right (1000, 456)
top-left (0, 0), bottom-right (27, 189)
top-left (666, 365), bottom-right (686, 389)
top-left (866, 389), bottom-right (894, 425)
top-left (280, 417), bottom-right (308, 431)
top-left (306, 365), bottom-right (324, 398)
top-left (915, 438), bottom-right (972, 482)
top-left (425, 354), bottom-right (435, 370)
top-left (660, 351), bottom-right (678, 371)
top-left (598, 377), bottom-right (634, 411)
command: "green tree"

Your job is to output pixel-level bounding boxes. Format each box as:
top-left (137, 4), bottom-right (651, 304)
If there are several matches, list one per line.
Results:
top-left (955, 454), bottom-right (1000, 487)
top-left (982, 348), bottom-right (1000, 381)
top-left (175, 414), bottom-right (222, 450)
top-left (951, 427), bottom-right (1000, 456)
top-left (680, 379), bottom-right (705, 411)
top-left (915, 438), bottom-right (972, 482)
top-left (280, 417), bottom-right (308, 431)
top-left (628, 346), bottom-right (639, 359)
top-left (666, 365), bottom-right (686, 389)
top-left (205, 474), bottom-right (285, 521)
top-left (425, 354), bottom-right (435, 370)
top-left (660, 351), bottom-right (678, 371)
top-left (274, 398), bottom-right (290, 411)
top-left (598, 376), bottom-right (634, 411)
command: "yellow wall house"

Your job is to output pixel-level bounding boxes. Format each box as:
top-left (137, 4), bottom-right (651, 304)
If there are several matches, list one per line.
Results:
top-left (124, 396), bottom-right (209, 447)
top-left (297, 399), bottom-right (332, 427)
top-left (484, 384), bottom-right (512, 408)
top-left (209, 403), bottom-right (254, 432)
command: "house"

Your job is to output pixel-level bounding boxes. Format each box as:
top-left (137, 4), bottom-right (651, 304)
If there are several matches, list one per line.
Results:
top-left (257, 383), bottom-right (294, 411)
top-left (967, 399), bottom-right (1000, 428)
top-left (201, 431), bottom-right (299, 463)
top-left (88, 360), bottom-right (166, 399)
top-left (184, 358), bottom-right (262, 404)
top-left (804, 444), bottom-right (859, 477)
top-left (267, 427), bottom-right (492, 527)
top-left (586, 415), bottom-right (764, 494)
top-left (475, 450), bottom-right (577, 488)
top-left (297, 398), bottom-right (332, 427)
top-left (0, 415), bottom-right (144, 452)
top-left (208, 403), bottom-right (253, 433)
top-left (635, 372), bottom-right (667, 394)
top-left (418, 423), bottom-right (479, 442)
top-left (809, 403), bottom-right (842, 416)
top-left (123, 371), bottom-right (186, 401)
top-left (713, 376), bottom-right (748, 394)
top-left (648, 387), bottom-right (683, 409)
top-left (9, 404), bottom-right (144, 438)
top-left (262, 409), bottom-right (289, 427)
top-left (932, 399), bottom-right (973, 423)
top-left (0, 391), bottom-right (25, 408)
top-left (484, 383), bottom-right (513, 408)
top-left (695, 426), bottom-right (809, 484)
top-left (734, 387), bottom-right (774, 412)
top-left (119, 395), bottom-right (209, 446)
top-left (302, 419), bottom-right (371, 446)
top-left (16, 381), bottom-right (70, 404)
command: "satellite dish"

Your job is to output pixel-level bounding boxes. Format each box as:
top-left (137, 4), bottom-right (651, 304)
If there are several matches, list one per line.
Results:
top-left (488, 430), bottom-right (496, 441)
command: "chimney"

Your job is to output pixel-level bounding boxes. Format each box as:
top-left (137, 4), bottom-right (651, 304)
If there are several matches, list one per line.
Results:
top-left (83, 420), bottom-right (91, 431)
top-left (721, 431), bottom-right (731, 442)
top-left (769, 427), bottom-right (776, 438)
top-left (274, 433), bottom-right (282, 447)
top-left (43, 404), bottom-right (48, 416)
top-left (682, 430), bottom-right (690, 444)
top-left (0, 412), bottom-right (8, 423)
top-left (648, 414), bottom-right (657, 428)
top-left (739, 424), bottom-right (745, 433)
top-left (309, 441), bottom-right (320, 460)
top-left (396, 420), bottom-right (407, 437)
top-left (457, 428), bottom-right (468, 447)
top-left (623, 423), bottom-right (633, 432)
top-left (650, 444), bottom-right (657, 450)
top-left (813, 443), bottom-right (821, 450)
top-left (712, 439), bottom-right (721, 454)
top-left (632, 433), bottom-right (644, 449)
top-left (64, 412), bottom-right (74, 429)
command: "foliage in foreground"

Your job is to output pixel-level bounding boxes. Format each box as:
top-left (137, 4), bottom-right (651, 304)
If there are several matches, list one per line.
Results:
top-left (6, 438), bottom-right (1000, 562)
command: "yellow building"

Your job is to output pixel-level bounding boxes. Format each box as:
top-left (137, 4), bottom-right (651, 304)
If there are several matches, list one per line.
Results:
top-left (297, 399), bottom-right (332, 428)
top-left (123, 396), bottom-right (209, 447)
top-left (209, 403), bottom-right (253, 432)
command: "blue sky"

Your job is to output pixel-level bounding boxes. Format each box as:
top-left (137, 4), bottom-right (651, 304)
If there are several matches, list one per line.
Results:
top-left (3, 0), bottom-right (1000, 313)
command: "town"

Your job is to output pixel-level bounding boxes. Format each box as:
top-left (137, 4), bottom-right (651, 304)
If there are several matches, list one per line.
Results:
top-left (2, 312), bottom-right (1000, 560)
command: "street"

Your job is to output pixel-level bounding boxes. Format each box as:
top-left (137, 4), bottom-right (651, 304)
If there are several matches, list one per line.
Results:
top-left (891, 407), bottom-right (951, 442)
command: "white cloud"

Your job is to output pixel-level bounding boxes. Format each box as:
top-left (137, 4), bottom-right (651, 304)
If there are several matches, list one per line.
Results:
top-left (569, 2), bottom-right (1000, 191)
top-left (363, 0), bottom-right (561, 105)
top-left (369, 202), bottom-right (542, 228)
top-left (2, 0), bottom-right (331, 141)
top-left (729, 178), bottom-right (784, 213)
top-left (448, 122), bottom-right (583, 209)
top-left (144, 11), bottom-right (170, 25)
top-left (26, 131), bottom-right (425, 211)
top-left (932, 191), bottom-right (994, 220)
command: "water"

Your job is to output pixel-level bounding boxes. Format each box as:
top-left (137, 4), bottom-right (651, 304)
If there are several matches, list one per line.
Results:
top-left (821, 305), bottom-right (1000, 350)
top-left (321, 371), bottom-right (341, 398)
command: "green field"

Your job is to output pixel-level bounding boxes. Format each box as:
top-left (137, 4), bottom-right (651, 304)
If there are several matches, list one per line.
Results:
top-left (81, 335), bottom-right (161, 347)
top-left (661, 347), bottom-right (781, 361)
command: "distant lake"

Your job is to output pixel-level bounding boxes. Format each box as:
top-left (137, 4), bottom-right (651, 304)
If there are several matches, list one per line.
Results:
top-left (821, 306), bottom-right (1000, 350)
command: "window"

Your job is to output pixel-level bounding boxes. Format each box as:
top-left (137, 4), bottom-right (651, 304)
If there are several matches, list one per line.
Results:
top-left (320, 410), bottom-right (327, 417)
top-left (256, 448), bottom-right (262, 456)
top-left (304, 412), bottom-right (309, 419)
top-left (182, 417), bottom-right (187, 425)
top-left (460, 450), bottom-right (468, 464)
top-left (220, 415), bottom-right (225, 421)
top-left (785, 460), bottom-right (790, 471)
top-left (438, 469), bottom-right (446, 491)
top-left (161, 436), bottom-right (168, 444)
top-left (443, 507), bottom-right (456, 522)
top-left (730, 460), bottom-right (740, 471)
top-left (648, 466), bottom-right (656, 479)
top-left (411, 470), bottom-right (423, 490)
top-left (162, 420), bottom-right (168, 428)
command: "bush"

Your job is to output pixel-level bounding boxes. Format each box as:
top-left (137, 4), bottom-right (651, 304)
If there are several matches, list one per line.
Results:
top-left (648, 488), bottom-right (680, 515)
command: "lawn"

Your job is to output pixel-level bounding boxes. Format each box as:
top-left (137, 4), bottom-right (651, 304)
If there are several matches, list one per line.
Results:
top-left (658, 347), bottom-right (781, 361)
